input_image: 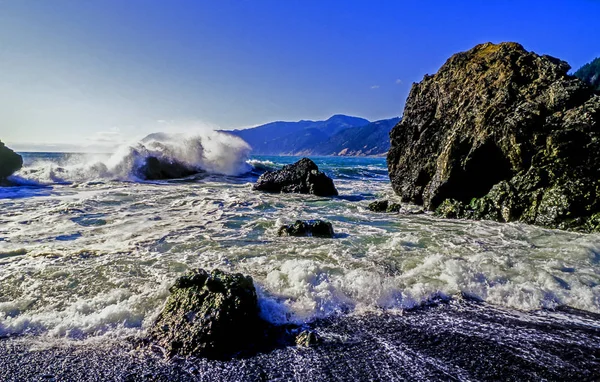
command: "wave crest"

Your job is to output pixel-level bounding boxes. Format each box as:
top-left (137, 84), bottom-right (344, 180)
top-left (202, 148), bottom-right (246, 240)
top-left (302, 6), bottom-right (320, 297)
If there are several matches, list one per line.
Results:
top-left (13, 131), bottom-right (252, 184)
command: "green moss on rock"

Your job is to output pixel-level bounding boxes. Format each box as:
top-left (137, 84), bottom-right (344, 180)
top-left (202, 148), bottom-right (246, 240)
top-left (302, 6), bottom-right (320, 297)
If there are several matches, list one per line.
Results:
top-left (149, 269), bottom-right (262, 359)
top-left (388, 42), bottom-right (600, 233)
top-left (278, 220), bottom-right (335, 238)
top-left (368, 200), bottom-right (402, 213)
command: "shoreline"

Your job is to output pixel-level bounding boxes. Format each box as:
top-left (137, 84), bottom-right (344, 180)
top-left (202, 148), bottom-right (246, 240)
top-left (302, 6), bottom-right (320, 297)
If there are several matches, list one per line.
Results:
top-left (3, 301), bottom-right (600, 381)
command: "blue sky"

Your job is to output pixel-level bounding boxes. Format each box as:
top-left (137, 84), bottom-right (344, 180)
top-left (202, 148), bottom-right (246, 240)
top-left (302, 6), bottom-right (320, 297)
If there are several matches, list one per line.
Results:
top-left (1, 0), bottom-right (599, 151)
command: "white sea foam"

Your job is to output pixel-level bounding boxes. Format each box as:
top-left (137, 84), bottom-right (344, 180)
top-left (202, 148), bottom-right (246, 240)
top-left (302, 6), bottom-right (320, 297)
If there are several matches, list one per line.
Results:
top-left (12, 131), bottom-right (251, 185)
top-left (1, 158), bottom-right (600, 338)
top-left (246, 159), bottom-right (278, 172)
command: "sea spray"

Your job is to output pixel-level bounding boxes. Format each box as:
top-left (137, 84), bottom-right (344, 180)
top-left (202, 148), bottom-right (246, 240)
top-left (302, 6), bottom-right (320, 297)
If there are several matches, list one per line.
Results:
top-left (11, 130), bottom-right (252, 185)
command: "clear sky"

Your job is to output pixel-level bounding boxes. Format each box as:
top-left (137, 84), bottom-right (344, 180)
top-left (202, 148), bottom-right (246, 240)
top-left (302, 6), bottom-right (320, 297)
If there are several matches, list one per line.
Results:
top-left (1, 0), bottom-right (599, 151)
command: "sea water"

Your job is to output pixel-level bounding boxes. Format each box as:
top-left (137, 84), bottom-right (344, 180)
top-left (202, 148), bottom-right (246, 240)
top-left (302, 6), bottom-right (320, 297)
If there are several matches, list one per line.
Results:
top-left (1, 132), bottom-right (600, 342)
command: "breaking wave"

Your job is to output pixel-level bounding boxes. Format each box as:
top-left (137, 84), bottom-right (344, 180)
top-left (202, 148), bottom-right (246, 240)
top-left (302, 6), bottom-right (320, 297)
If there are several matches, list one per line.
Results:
top-left (11, 131), bottom-right (252, 185)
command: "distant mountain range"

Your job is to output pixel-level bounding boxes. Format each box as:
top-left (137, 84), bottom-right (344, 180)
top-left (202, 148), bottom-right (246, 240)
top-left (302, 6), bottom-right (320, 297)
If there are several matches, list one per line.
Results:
top-left (224, 114), bottom-right (400, 156)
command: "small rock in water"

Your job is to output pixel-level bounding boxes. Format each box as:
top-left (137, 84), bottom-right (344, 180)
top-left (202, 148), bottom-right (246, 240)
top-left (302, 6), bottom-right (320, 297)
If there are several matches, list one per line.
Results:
top-left (149, 269), bottom-right (263, 359)
top-left (295, 330), bottom-right (321, 347)
top-left (253, 158), bottom-right (338, 196)
top-left (368, 200), bottom-right (401, 213)
top-left (278, 220), bottom-right (335, 238)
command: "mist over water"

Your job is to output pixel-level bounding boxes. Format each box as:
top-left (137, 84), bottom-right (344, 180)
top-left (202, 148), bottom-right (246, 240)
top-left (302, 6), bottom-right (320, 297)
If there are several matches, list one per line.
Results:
top-left (1, 146), bottom-right (600, 342)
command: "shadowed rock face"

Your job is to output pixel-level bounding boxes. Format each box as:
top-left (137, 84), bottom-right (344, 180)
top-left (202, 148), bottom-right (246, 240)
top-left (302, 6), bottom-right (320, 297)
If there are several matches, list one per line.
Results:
top-left (254, 158), bottom-right (338, 196)
top-left (387, 42), bottom-right (600, 232)
top-left (0, 141), bottom-right (23, 183)
top-left (138, 156), bottom-right (199, 180)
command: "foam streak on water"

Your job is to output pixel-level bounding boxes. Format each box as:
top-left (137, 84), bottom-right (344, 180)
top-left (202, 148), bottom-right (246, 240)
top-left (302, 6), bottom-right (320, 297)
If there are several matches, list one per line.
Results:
top-left (1, 153), bottom-right (600, 339)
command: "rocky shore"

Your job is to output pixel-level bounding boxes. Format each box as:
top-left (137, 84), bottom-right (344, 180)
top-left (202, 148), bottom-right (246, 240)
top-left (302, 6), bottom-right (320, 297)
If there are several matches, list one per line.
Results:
top-left (2, 301), bottom-right (599, 381)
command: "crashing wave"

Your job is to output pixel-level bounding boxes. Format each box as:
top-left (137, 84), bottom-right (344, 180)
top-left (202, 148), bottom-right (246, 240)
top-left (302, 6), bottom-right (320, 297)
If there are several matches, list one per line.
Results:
top-left (12, 131), bottom-right (252, 184)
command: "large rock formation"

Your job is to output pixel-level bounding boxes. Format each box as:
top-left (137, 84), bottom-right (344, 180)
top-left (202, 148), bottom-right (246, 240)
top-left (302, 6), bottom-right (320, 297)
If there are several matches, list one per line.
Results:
top-left (0, 141), bottom-right (23, 185)
top-left (387, 42), bottom-right (600, 232)
top-left (254, 158), bottom-right (338, 196)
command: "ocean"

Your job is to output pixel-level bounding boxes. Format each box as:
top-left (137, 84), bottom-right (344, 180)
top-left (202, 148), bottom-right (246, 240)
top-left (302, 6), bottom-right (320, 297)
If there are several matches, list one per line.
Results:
top-left (1, 138), bottom-right (600, 380)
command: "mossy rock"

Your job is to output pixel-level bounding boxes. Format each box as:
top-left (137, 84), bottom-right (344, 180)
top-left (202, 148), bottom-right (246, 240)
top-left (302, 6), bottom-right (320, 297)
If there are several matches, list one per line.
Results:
top-left (434, 199), bottom-right (466, 219)
top-left (368, 200), bottom-right (389, 212)
top-left (387, 41), bottom-right (600, 233)
top-left (149, 269), bottom-right (262, 359)
top-left (368, 200), bottom-right (401, 213)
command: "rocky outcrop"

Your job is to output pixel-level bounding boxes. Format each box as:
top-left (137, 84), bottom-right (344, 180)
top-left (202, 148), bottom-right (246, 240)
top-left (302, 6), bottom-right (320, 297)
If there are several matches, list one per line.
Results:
top-left (387, 42), bottom-right (600, 232)
top-left (149, 269), bottom-right (263, 359)
top-left (149, 269), bottom-right (321, 359)
top-left (254, 158), bottom-right (338, 196)
top-left (278, 220), bottom-right (335, 238)
top-left (0, 141), bottom-right (23, 184)
top-left (138, 156), bottom-right (198, 180)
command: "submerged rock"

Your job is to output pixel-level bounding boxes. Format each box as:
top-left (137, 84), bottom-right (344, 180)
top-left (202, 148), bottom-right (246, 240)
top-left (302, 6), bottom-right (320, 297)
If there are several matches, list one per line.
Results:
top-left (0, 141), bottom-right (23, 184)
top-left (138, 156), bottom-right (199, 180)
top-left (368, 200), bottom-right (401, 213)
top-left (278, 220), bottom-right (335, 238)
top-left (387, 42), bottom-right (600, 232)
top-left (149, 269), bottom-right (263, 359)
top-left (253, 158), bottom-right (338, 196)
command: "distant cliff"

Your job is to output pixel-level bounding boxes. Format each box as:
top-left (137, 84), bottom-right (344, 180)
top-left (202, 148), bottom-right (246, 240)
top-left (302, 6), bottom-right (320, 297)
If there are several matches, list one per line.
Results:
top-left (574, 57), bottom-right (600, 91)
top-left (225, 115), bottom-right (399, 156)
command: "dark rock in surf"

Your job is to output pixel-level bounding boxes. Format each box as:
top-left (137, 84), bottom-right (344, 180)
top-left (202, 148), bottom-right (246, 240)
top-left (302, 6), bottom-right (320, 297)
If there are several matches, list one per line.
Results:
top-left (149, 269), bottom-right (264, 359)
top-left (138, 156), bottom-right (198, 180)
top-left (0, 141), bottom-right (23, 185)
top-left (149, 268), bottom-right (315, 359)
top-left (278, 220), bottom-right (335, 238)
top-left (368, 200), bottom-right (401, 213)
top-left (387, 42), bottom-right (600, 232)
top-left (254, 158), bottom-right (338, 196)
